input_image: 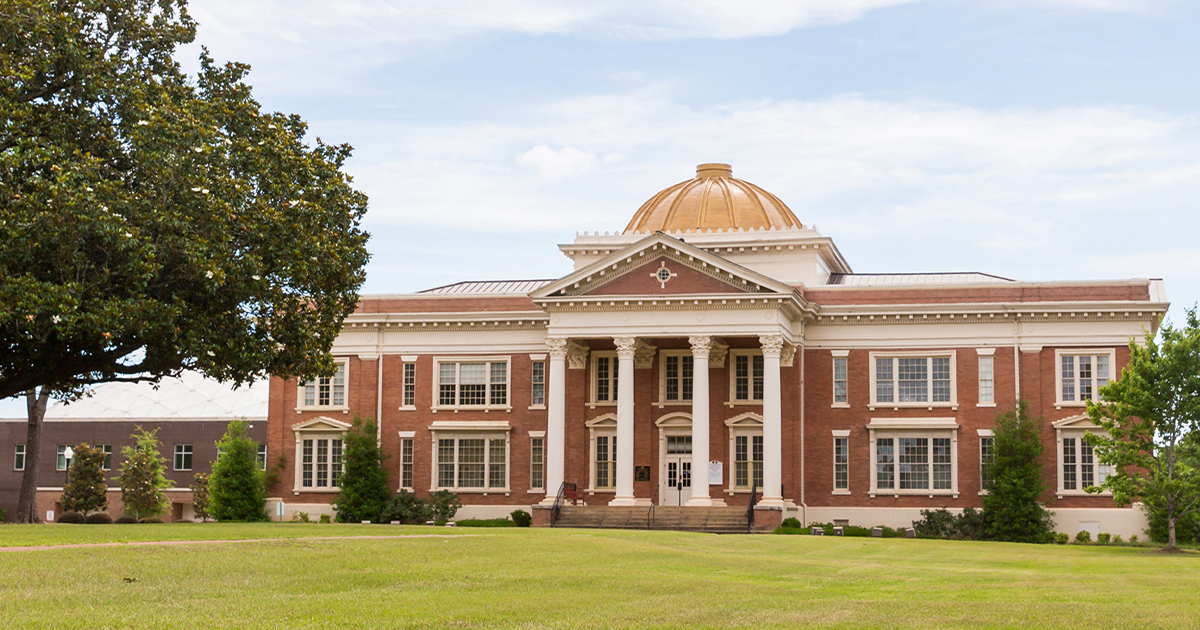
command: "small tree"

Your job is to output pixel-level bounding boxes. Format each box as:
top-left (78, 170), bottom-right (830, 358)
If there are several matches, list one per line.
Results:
top-left (1086, 308), bottom-right (1200, 551)
top-left (982, 399), bottom-right (1056, 543)
top-left (191, 473), bottom-right (212, 523)
top-left (60, 443), bottom-right (108, 515)
top-left (209, 421), bottom-right (267, 521)
top-left (333, 416), bottom-right (391, 523)
top-left (117, 428), bottom-right (171, 520)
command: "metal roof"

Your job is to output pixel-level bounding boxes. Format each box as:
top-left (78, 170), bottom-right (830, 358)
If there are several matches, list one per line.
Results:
top-left (827, 272), bottom-right (1016, 286)
top-left (419, 279), bottom-right (555, 295)
top-left (45, 371), bottom-right (269, 420)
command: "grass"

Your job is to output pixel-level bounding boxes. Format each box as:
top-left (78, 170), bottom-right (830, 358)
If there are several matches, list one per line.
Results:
top-left (1, 523), bottom-right (1197, 629)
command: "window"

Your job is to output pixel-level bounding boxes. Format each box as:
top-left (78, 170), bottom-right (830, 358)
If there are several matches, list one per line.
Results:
top-left (594, 435), bottom-right (616, 489)
top-left (833, 435), bottom-right (849, 491)
top-left (871, 353), bottom-right (956, 406)
top-left (56, 445), bottom-right (68, 471)
top-left (974, 352), bottom-right (993, 403)
top-left (435, 435), bottom-right (508, 491)
top-left (731, 352), bottom-right (764, 402)
top-left (1061, 436), bottom-right (1110, 492)
top-left (100, 444), bottom-right (113, 471)
top-left (659, 352), bottom-right (694, 403)
top-left (257, 445), bottom-right (267, 471)
top-left (868, 418), bottom-right (958, 496)
top-left (833, 355), bottom-right (848, 405)
top-left (1058, 350), bottom-right (1113, 404)
top-left (592, 353), bottom-right (619, 403)
top-left (436, 359), bottom-right (510, 408)
top-left (402, 361), bottom-right (416, 408)
top-left (14, 444), bottom-right (25, 471)
top-left (400, 436), bottom-right (414, 489)
top-left (174, 444), bottom-right (193, 471)
top-left (301, 437), bottom-right (343, 489)
top-left (734, 434), bottom-right (764, 490)
top-left (980, 435), bottom-right (995, 491)
top-left (531, 360), bottom-right (545, 407)
top-left (299, 360), bottom-right (347, 408)
top-left (530, 436), bottom-right (545, 491)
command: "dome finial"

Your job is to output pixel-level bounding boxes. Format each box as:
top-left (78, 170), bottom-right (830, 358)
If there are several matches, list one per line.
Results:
top-left (696, 163), bottom-right (732, 179)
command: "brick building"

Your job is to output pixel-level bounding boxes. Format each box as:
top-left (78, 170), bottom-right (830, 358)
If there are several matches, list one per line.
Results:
top-left (268, 163), bottom-right (1166, 536)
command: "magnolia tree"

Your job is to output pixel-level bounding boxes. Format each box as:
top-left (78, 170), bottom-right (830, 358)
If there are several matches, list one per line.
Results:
top-left (60, 443), bottom-right (109, 515)
top-left (1, 0), bottom-right (370, 522)
top-left (1087, 308), bottom-right (1200, 551)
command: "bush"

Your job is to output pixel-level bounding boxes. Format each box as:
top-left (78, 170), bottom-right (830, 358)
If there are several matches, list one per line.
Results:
top-left (209, 421), bottom-right (268, 522)
top-left (333, 416), bottom-right (392, 523)
top-left (86, 512), bottom-right (114, 524)
top-left (912, 508), bottom-right (988, 540)
top-left (114, 515), bottom-right (138, 524)
top-left (1145, 505), bottom-right (1199, 545)
top-left (380, 490), bottom-right (432, 524)
top-left (0, 507), bottom-right (7, 522)
top-left (1130, 535), bottom-right (1139, 544)
top-left (118, 428), bottom-right (171, 520)
top-left (1112, 534), bottom-right (1124, 544)
top-left (1096, 532), bottom-right (1111, 545)
top-left (291, 511), bottom-right (311, 523)
top-left (428, 490), bottom-right (462, 523)
top-left (1074, 530), bottom-right (1092, 544)
top-left (61, 443), bottom-right (109, 515)
top-left (511, 509), bottom-right (532, 527)
top-left (57, 511), bottom-right (87, 524)
top-left (319, 514), bottom-right (331, 524)
top-left (139, 517), bottom-right (164, 524)
top-left (191, 473), bottom-right (212, 522)
top-left (456, 518), bottom-right (515, 528)
top-left (777, 522), bottom-right (906, 537)
top-left (781, 517), bottom-right (802, 529)
top-left (1054, 532), bottom-right (1069, 545)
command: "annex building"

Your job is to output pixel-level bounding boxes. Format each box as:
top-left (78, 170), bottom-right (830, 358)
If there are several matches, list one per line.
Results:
top-left (269, 163), bottom-right (1166, 535)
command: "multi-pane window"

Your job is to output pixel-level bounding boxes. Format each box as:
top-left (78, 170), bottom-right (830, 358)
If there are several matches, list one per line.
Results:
top-left (400, 437), bottom-right (414, 489)
top-left (57, 444), bottom-right (72, 470)
top-left (980, 436), bottom-right (995, 491)
top-left (174, 444), bottom-right (193, 471)
top-left (875, 436), bottom-right (953, 492)
top-left (14, 444), bottom-right (25, 471)
top-left (978, 356), bottom-right (994, 403)
top-left (594, 434), bottom-right (616, 489)
top-left (734, 434), bottom-right (764, 489)
top-left (301, 362), bottom-right (346, 408)
top-left (437, 361), bottom-right (509, 408)
top-left (874, 355), bottom-right (953, 404)
top-left (733, 354), bottom-right (765, 402)
top-left (257, 445), bottom-right (267, 471)
top-left (1061, 436), bottom-right (1110, 491)
top-left (1060, 354), bottom-right (1110, 403)
top-left (530, 437), bottom-right (544, 491)
top-left (833, 357), bottom-right (848, 404)
top-left (402, 362), bottom-right (416, 407)
top-left (834, 437), bottom-right (848, 490)
top-left (664, 355), bottom-right (694, 402)
top-left (436, 436), bottom-right (507, 491)
top-left (594, 355), bottom-right (619, 403)
top-left (301, 437), bottom-right (343, 489)
top-left (101, 444), bottom-right (113, 471)
top-left (531, 360), bottom-right (545, 407)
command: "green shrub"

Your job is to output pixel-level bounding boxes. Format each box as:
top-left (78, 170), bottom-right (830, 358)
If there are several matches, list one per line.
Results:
top-left (57, 511), bottom-right (86, 524)
top-left (61, 443), bottom-right (109, 515)
top-left (913, 508), bottom-right (987, 540)
top-left (319, 514), bottom-right (331, 524)
top-left (1074, 530), bottom-right (1092, 544)
top-left (781, 522), bottom-right (906, 538)
top-left (291, 511), bottom-right (311, 523)
top-left (118, 428), bottom-right (172, 520)
top-left (86, 512), bottom-right (114, 524)
top-left (781, 517), bottom-right (802, 528)
top-left (139, 517), bottom-right (164, 524)
top-left (1112, 534), bottom-right (1124, 544)
top-left (1096, 532), bottom-right (1111, 545)
top-left (428, 490), bottom-right (462, 523)
top-left (333, 416), bottom-right (392, 524)
top-left (380, 490), bottom-right (431, 524)
top-left (1054, 532), bottom-right (1069, 544)
top-left (191, 473), bottom-right (212, 522)
top-left (1130, 534), bottom-right (1139, 544)
top-left (0, 507), bottom-right (7, 522)
top-left (114, 515), bottom-right (138, 524)
top-left (1145, 506), bottom-right (1199, 545)
top-left (210, 421), bottom-right (268, 522)
top-left (456, 518), bottom-right (515, 528)
top-left (510, 509), bottom-right (532, 527)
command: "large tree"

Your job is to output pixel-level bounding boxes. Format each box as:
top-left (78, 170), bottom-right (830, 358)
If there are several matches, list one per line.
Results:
top-left (1, 1), bottom-right (370, 522)
top-left (1086, 308), bottom-right (1200, 551)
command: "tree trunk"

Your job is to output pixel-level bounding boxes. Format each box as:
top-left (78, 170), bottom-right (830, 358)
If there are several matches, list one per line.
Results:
top-left (15, 389), bottom-right (50, 523)
top-left (1168, 514), bottom-right (1177, 551)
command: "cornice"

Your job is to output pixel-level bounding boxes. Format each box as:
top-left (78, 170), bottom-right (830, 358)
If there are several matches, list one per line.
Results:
top-left (812, 301), bottom-right (1168, 326)
top-left (343, 311), bottom-right (549, 332)
top-left (536, 293), bottom-right (813, 321)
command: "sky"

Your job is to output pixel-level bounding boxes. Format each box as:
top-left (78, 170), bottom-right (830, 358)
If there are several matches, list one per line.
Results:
top-left (5, 0), bottom-right (1199, 415)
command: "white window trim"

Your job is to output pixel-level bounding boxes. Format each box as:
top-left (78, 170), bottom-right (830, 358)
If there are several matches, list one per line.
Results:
top-left (173, 444), bottom-right (193, 471)
top-left (976, 348), bottom-right (996, 407)
top-left (868, 350), bottom-right (958, 410)
top-left (291, 416), bottom-right (352, 495)
top-left (586, 414), bottom-right (618, 493)
top-left (725, 413), bottom-right (763, 494)
top-left (529, 430), bottom-right (546, 494)
top-left (656, 413), bottom-right (694, 503)
top-left (296, 358), bottom-right (350, 414)
top-left (400, 356), bottom-right (418, 411)
top-left (831, 350), bottom-right (850, 409)
top-left (14, 444), bottom-right (25, 471)
top-left (726, 349), bottom-right (765, 407)
top-left (56, 444), bottom-right (68, 471)
top-left (832, 429), bottom-right (851, 495)
top-left (867, 417), bottom-right (959, 498)
top-left (977, 428), bottom-right (994, 496)
top-left (428, 421), bottom-right (511, 494)
top-left (100, 444), bottom-right (113, 471)
top-left (529, 355), bottom-right (547, 410)
top-left (1053, 415), bottom-right (1114, 498)
top-left (398, 430), bottom-right (416, 491)
top-left (588, 351), bottom-right (619, 408)
top-left (1054, 348), bottom-right (1117, 409)
top-left (655, 349), bottom-right (695, 407)
top-left (431, 356), bottom-right (513, 412)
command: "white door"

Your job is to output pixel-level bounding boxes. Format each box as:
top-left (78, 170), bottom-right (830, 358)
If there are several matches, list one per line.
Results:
top-left (661, 435), bottom-right (692, 506)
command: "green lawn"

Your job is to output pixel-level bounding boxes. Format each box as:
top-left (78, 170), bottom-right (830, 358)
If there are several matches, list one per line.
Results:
top-left (0, 524), bottom-right (1196, 629)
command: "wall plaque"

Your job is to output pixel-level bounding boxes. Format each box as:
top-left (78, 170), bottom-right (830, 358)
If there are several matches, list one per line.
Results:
top-left (634, 466), bottom-right (651, 482)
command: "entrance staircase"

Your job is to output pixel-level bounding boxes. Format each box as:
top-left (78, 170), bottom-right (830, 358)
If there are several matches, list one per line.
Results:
top-left (553, 505), bottom-right (765, 534)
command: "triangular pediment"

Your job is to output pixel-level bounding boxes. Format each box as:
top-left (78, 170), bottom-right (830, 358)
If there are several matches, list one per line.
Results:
top-left (1053, 413), bottom-right (1100, 430)
top-left (292, 416), bottom-right (352, 433)
top-left (532, 232), bottom-right (799, 299)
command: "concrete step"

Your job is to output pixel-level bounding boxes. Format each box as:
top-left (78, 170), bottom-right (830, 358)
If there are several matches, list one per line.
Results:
top-left (554, 505), bottom-right (754, 534)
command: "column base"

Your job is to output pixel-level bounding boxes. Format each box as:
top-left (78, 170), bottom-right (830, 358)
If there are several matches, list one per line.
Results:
top-left (609, 496), bottom-right (638, 507)
top-left (537, 495), bottom-right (557, 506)
top-left (685, 496), bottom-right (715, 507)
top-left (757, 497), bottom-right (786, 508)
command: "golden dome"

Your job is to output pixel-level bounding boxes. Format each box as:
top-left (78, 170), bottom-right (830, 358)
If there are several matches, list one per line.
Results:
top-left (624, 163), bottom-right (803, 234)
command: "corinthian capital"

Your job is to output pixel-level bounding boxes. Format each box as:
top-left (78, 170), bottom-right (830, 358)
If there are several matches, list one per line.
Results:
top-left (688, 335), bottom-right (713, 360)
top-left (614, 336), bottom-right (638, 359)
top-left (546, 337), bottom-right (569, 359)
top-left (759, 334), bottom-right (785, 358)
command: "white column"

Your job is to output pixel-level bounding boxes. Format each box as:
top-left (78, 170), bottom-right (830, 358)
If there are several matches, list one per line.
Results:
top-left (759, 334), bottom-right (785, 506)
top-left (610, 336), bottom-right (638, 506)
top-left (540, 338), bottom-right (568, 505)
top-left (686, 336), bottom-right (713, 506)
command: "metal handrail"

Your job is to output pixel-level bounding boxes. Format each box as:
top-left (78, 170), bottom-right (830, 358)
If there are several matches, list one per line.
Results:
top-left (550, 481), bottom-right (574, 527)
top-left (647, 484), bottom-right (659, 529)
top-left (746, 483), bottom-right (758, 533)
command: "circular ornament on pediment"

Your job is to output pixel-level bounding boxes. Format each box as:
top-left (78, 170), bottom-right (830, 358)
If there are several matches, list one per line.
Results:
top-left (696, 313), bottom-right (705, 321)
top-left (552, 314), bottom-right (561, 323)
top-left (621, 314), bottom-right (630, 322)
top-left (764, 311), bottom-right (774, 320)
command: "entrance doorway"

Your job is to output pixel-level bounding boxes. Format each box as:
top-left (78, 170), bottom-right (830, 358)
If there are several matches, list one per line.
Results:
top-left (661, 435), bottom-right (692, 506)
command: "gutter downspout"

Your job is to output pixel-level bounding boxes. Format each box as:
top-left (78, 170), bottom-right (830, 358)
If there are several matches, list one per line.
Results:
top-left (799, 336), bottom-right (807, 527)
top-left (1013, 313), bottom-right (1021, 402)
top-left (376, 325), bottom-right (384, 448)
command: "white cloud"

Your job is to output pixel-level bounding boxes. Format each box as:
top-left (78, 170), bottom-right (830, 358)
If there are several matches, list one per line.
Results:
top-left (518, 145), bottom-right (597, 180)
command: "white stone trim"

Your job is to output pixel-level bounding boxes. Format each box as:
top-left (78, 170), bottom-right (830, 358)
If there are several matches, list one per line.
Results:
top-left (867, 418), bottom-right (959, 498)
top-left (1054, 348), bottom-right (1117, 409)
top-left (586, 414), bottom-right (618, 493)
top-left (868, 350), bottom-right (958, 410)
top-left (295, 358), bottom-right (350, 414)
top-left (726, 349), bottom-right (765, 406)
top-left (431, 356), bottom-right (513, 412)
top-left (588, 351), bottom-right (619, 408)
top-left (428, 421), bottom-right (512, 495)
top-left (725, 413), bottom-right (763, 494)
